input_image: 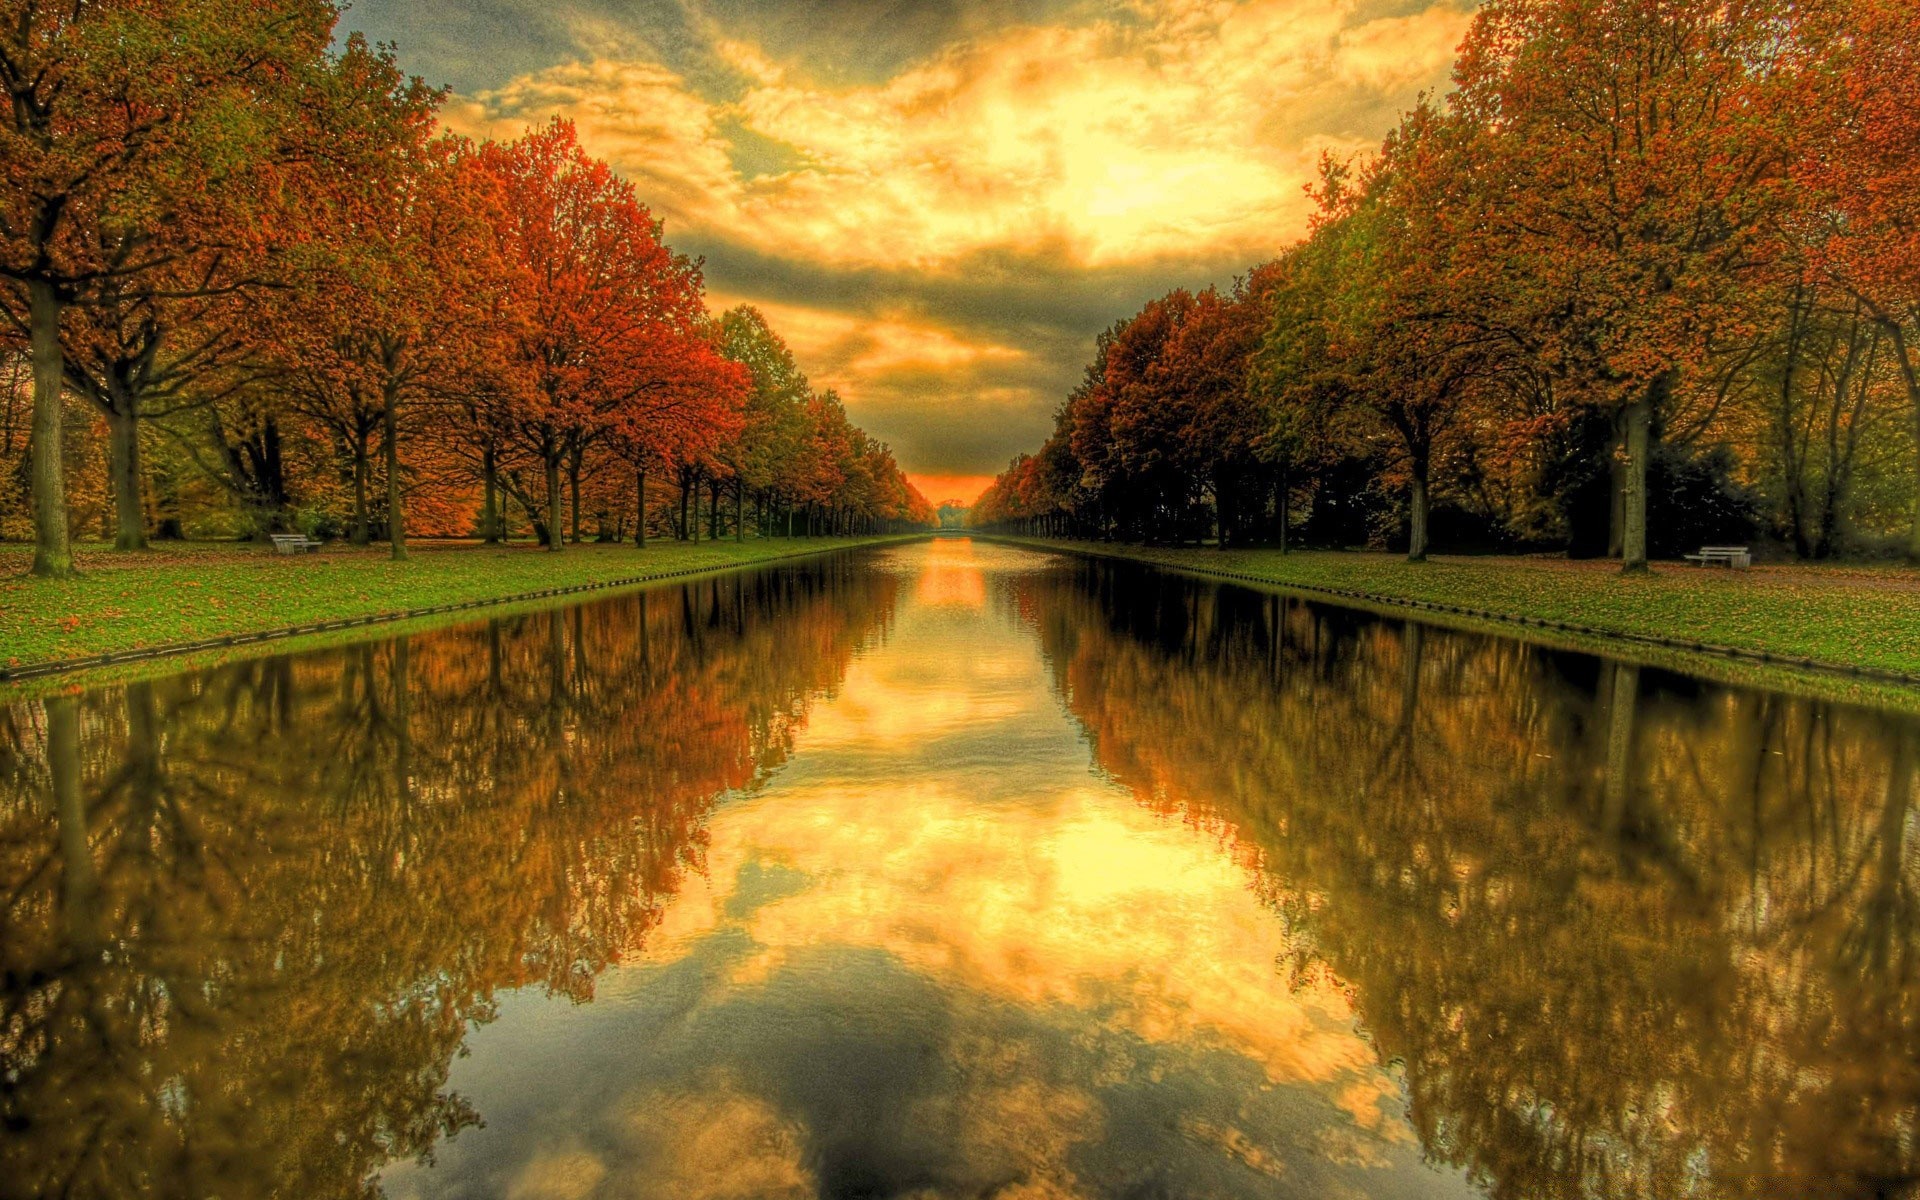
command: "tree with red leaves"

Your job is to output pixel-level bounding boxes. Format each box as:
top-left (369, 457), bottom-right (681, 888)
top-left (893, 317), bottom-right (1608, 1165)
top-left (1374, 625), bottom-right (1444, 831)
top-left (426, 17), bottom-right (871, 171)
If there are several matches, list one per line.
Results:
top-left (477, 120), bottom-right (746, 552)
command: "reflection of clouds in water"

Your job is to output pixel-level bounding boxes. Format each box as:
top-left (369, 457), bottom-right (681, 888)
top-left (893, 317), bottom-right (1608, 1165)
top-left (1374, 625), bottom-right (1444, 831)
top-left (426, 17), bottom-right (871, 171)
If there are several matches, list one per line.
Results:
top-left (382, 543), bottom-right (1475, 1200)
top-left (672, 782), bottom-right (1378, 1091)
top-left (499, 1075), bottom-right (823, 1199)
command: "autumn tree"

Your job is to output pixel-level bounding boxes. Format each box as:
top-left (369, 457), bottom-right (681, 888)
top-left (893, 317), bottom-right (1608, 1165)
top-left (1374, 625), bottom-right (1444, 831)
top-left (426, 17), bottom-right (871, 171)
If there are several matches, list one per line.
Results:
top-left (1785, 0), bottom-right (1920, 561)
top-left (478, 121), bottom-right (741, 552)
top-left (1451, 0), bottom-right (1793, 572)
top-left (0, 0), bottom-right (346, 574)
top-left (720, 305), bottom-right (810, 539)
top-left (1313, 106), bottom-right (1506, 562)
top-left (257, 44), bottom-right (460, 556)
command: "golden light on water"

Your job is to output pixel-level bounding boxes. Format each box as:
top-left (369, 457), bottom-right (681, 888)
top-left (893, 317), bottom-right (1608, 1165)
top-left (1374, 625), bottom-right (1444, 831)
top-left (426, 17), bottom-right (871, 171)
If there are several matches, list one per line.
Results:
top-left (390, 541), bottom-right (1439, 1199)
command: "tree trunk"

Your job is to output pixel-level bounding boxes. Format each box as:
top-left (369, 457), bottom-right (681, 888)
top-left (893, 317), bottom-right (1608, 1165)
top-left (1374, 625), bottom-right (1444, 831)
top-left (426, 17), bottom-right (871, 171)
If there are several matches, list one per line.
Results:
top-left (735, 481), bottom-right (745, 542)
top-left (1277, 466), bottom-right (1289, 555)
top-left (482, 446), bottom-right (500, 544)
top-left (635, 465), bottom-right (647, 547)
top-left (384, 392), bottom-right (407, 561)
top-left (1620, 377), bottom-right (1661, 574)
top-left (1407, 455), bottom-right (1431, 563)
top-left (107, 397), bottom-right (147, 551)
top-left (545, 454), bottom-right (564, 552)
top-left (351, 431), bottom-right (371, 546)
top-left (28, 279), bottom-right (73, 578)
top-left (568, 454), bottom-right (582, 545)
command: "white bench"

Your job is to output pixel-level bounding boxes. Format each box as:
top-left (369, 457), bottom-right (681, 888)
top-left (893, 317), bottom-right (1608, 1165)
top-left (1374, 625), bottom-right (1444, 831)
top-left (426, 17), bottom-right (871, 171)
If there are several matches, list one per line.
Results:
top-left (1683, 545), bottom-right (1750, 568)
top-left (270, 534), bottom-right (321, 555)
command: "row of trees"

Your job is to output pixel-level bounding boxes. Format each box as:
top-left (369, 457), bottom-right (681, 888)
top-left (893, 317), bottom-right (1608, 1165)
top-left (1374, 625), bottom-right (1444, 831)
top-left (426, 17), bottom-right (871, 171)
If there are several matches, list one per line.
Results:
top-left (975, 0), bottom-right (1920, 569)
top-left (0, 1), bottom-right (930, 576)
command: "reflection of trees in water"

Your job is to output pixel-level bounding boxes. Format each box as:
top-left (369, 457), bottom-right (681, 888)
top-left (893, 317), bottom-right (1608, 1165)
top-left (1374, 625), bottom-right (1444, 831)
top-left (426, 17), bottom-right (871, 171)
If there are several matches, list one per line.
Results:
top-left (1027, 561), bottom-right (1920, 1200)
top-left (0, 559), bottom-right (897, 1200)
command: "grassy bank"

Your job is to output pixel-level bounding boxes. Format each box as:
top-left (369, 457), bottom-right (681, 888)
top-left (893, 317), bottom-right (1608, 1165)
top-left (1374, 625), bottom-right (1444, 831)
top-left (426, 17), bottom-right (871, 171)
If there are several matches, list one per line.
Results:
top-left (1, 535), bottom-right (918, 675)
top-left (991, 537), bottom-right (1920, 683)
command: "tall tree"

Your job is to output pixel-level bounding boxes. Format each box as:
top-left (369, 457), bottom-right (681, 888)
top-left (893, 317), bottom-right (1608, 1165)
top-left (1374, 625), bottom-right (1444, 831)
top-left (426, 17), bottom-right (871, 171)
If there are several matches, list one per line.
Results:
top-left (478, 120), bottom-right (738, 552)
top-left (0, 0), bottom-right (340, 574)
top-left (1316, 108), bottom-right (1502, 562)
top-left (1786, 0), bottom-right (1920, 561)
top-left (1452, 0), bottom-right (1792, 571)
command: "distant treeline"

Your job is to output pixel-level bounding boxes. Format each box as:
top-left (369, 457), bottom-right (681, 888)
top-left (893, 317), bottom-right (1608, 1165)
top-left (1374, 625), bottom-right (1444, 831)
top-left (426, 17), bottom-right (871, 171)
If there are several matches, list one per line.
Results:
top-left (973, 0), bottom-right (1920, 568)
top-left (0, 3), bottom-right (933, 576)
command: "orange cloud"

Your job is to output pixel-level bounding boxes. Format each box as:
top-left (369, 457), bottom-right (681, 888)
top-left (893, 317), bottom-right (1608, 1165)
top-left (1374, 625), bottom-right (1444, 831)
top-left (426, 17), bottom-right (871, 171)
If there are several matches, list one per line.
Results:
top-left (446, 0), bottom-right (1472, 271)
top-left (437, 0), bottom-right (1474, 480)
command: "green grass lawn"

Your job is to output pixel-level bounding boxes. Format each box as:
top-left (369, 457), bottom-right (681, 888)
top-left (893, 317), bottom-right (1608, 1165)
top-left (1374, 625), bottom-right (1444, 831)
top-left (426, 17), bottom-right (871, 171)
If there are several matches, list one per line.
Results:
top-left (0, 535), bottom-right (917, 671)
top-left (991, 537), bottom-right (1920, 680)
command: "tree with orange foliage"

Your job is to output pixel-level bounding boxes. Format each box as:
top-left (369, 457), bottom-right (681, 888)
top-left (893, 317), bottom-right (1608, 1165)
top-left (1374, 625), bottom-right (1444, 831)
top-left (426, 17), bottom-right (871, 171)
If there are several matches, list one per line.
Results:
top-left (1450, 0), bottom-right (1795, 572)
top-left (477, 121), bottom-right (743, 551)
top-left (262, 54), bottom-right (456, 557)
top-left (0, 0), bottom-right (344, 574)
top-left (1785, 0), bottom-right (1920, 561)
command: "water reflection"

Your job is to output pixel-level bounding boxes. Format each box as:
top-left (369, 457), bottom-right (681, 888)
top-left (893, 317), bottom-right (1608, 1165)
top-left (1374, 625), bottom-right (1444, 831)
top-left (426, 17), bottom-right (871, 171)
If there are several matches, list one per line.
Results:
top-left (1, 540), bottom-right (1915, 1200)
top-left (1025, 556), bottom-right (1920, 1200)
top-left (0, 558), bottom-right (896, 1199)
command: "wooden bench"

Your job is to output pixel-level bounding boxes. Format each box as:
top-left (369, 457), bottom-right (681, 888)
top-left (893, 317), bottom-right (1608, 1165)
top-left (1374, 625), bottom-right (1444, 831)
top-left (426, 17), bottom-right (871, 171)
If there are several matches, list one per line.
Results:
top-left (270, 534), bottom-right (321, 555)
top-left (1683, 545), bottom-right (1750, 568)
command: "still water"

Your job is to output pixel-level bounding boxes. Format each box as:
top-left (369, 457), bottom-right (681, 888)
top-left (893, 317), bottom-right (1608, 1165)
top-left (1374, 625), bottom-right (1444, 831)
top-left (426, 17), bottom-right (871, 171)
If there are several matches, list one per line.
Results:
top-left (2, 540), bottom-right (1916, 1199)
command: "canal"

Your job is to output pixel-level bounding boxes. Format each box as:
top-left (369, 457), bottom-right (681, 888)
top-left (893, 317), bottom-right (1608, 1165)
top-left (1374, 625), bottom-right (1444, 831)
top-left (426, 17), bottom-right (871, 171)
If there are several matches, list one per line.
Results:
top-left (2, 539), bottom-right (1914, 1199)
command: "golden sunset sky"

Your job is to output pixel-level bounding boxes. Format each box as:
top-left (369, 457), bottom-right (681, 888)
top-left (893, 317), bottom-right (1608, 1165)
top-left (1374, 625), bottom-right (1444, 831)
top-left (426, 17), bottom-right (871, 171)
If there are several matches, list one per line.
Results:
top-left (342, 0), bottom-right (1470, 504)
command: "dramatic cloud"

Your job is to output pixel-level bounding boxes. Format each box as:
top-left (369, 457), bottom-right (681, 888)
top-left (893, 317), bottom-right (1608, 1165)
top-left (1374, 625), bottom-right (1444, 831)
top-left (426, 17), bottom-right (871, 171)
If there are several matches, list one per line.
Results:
top-left (345, 0), bottom-right (1472, 500)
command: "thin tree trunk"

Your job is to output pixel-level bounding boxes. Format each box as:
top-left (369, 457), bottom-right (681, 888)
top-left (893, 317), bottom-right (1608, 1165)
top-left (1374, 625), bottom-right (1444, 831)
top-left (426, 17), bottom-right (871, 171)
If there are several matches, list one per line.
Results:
top-left (545, 453), bottom-right (564, 552)
top-left (568, 454), bottom-right (582, 545)
top-left (351, 432), bottom-right (371, 546)
top-left (1621, 377), bottom-right (1661, 574)
top-left (28, 279), bottom-right (72, 578)
top-left (1277, 466), bottom-right (1289, 555)
top-left (482, 446), bottom-right (500, 544)
top-left (107, 397), bottom-right (147, 551)
top-left (635, 465), bottom-right (647, 547)
top-left (736, 481), bottom-right (744, 542)
top-left (384, 392), bottom-right (407, 561)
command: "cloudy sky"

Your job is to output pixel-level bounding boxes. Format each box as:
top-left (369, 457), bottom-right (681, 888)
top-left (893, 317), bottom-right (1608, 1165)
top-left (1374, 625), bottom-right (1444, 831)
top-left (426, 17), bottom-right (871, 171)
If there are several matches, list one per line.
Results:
top-left (340, 0), bottom-right (1471, 503)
